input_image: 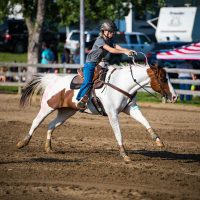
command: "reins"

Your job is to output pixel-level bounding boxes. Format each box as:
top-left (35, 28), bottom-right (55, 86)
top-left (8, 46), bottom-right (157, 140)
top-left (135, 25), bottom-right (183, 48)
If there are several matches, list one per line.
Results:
top-left (129, 52), bottom-right (160, 100)
top-left (101, 68), bottom-right (136, 100)
top-left (129, 63), bottom-right (159, 99)
top-left (98, 52), bottom-right (165, 101)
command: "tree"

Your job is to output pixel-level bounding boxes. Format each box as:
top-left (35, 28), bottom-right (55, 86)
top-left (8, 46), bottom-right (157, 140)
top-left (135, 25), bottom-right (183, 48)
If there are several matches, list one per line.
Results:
top-left (0, 0), bottom-right (47, 79)
top-left (0, 0), bottom-right (133, 67)
top-left (24, 0), bottom-right (46, 77)
top-left (0, 0), bottom-right (132, 58)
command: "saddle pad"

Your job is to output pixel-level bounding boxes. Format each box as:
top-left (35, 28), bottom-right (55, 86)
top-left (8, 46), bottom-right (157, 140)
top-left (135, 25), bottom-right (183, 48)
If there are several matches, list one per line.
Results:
top-left (70, 75), bottom-right (83, 90)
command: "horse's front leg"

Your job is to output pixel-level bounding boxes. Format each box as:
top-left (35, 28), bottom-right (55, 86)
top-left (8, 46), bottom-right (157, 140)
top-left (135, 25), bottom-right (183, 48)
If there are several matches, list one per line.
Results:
top-left (123, 103), bottom-right (164, 147)
top-left (107, 111), bottom-right (131, 163)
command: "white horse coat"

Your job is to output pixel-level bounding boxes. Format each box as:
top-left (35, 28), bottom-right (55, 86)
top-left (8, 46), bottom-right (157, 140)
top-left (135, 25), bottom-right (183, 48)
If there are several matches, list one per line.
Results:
top-left (17, 64), bottom-right (177, 162)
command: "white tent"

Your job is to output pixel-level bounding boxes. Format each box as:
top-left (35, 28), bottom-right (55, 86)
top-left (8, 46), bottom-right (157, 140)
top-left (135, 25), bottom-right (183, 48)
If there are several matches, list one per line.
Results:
top-left (157, 42), bottom-right (200, 60)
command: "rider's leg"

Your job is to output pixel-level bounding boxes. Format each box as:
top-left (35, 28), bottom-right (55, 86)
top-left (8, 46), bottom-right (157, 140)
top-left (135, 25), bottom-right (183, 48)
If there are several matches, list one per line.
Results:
top-left (123, 103), bottom-right (164, 147)
top-left (17, 102), bottom-right (54, 149)
top-left (45, 108), bottom-right (76, 152)
top-left (76, 62), bottom-right (96, 109)
top-left (107, 110), bottom-right (131, 163)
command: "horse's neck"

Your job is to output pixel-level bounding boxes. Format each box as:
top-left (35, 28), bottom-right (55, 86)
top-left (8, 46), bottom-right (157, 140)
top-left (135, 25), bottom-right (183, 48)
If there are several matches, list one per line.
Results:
top-left (108, 65), bottom-right (150, 90)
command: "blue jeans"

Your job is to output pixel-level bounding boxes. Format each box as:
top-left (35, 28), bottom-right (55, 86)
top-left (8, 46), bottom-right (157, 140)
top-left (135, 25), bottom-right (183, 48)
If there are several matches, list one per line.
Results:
top-left (179, 77), bottom-right (192, 101)
top-left (76, 62), bottom-right (96, 101)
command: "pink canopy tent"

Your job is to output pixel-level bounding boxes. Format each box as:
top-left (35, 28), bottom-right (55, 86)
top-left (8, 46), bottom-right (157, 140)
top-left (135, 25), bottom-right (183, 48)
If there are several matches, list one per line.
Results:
top-left (157, 42), bottom-right (200, 60)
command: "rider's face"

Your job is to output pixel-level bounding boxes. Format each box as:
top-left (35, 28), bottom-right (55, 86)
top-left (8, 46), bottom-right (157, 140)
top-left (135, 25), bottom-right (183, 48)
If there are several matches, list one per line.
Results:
top-left (104, 30), bottom-right (114, 38)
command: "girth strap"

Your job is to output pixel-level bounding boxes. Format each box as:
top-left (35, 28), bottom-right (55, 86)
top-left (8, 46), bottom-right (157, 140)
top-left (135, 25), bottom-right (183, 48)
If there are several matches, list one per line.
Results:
top-left (101, 68), bottom-right (135, 100)
top-left (104, 82), bottom-right (134, 100)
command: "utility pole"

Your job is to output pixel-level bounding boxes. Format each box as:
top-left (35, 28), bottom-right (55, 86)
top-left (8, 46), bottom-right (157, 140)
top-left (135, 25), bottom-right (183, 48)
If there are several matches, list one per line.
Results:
top-left (80, 0), bottom-right (85, 65)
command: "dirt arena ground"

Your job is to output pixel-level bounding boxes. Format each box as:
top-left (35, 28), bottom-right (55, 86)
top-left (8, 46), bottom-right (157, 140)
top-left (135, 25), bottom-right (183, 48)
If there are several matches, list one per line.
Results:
top-left (0, 94), bottom-right (199, 200)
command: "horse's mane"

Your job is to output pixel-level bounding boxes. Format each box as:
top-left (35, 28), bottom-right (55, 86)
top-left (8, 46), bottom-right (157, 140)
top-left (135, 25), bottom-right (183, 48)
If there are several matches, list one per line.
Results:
top-left (107, 63), bottom-right (149, 74)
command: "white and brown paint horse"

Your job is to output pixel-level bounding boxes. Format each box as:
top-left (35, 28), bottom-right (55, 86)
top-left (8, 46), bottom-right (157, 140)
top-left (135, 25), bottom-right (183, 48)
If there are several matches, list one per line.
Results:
top-left (17, 63), bottom-right (177, 163)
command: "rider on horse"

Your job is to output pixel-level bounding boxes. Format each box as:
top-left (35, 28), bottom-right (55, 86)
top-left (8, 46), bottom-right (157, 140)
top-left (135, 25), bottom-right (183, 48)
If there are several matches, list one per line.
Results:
top-left (76, 20), bottom-right (136, 110)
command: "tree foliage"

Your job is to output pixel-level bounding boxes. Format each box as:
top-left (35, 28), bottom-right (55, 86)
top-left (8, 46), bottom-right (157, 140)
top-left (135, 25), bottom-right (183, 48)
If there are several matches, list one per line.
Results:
top-left (57, 0), bottom-right (132, 26)
top-left (0, 0), bottom-right (166, 27)
top-left (0, 0), bottom-right (166, 65)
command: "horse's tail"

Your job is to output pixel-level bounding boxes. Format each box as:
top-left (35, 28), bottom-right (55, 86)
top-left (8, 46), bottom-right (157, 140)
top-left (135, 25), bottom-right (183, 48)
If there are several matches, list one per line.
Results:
top-left (20, 74), bottom-right (45, 107)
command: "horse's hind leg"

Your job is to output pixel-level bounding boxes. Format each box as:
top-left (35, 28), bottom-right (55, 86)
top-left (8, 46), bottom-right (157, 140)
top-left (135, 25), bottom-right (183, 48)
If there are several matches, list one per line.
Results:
top-left (17, 104), bottom-right (54, 149)
top-left (45, 108), bottom-right (76, 153)
top-left (123, 103), bottom-right (164, 147)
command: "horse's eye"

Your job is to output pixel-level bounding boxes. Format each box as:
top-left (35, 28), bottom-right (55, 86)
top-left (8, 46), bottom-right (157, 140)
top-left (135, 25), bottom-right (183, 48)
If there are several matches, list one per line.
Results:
top-left (161, 77), bottom-right (167, 83)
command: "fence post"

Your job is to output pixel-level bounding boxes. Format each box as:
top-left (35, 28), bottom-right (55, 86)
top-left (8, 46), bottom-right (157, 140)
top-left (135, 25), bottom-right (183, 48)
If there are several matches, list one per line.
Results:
top-left (18, 65), bottom-right (21, 94)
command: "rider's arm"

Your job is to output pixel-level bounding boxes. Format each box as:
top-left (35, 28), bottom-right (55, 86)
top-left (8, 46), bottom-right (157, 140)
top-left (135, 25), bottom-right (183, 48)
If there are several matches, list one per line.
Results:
top-left (103, 44), bottom-right (129, 55)
top-left (115, 44), bottom-right (137, 54)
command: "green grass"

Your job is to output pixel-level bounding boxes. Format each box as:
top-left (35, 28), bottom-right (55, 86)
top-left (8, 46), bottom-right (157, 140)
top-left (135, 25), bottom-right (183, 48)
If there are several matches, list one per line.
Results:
top-left (0, 85), bottom-right (19, 93)
top-left (137, 92), bottom-right (200, 105)
top-left (137, 92), bottom-right (160, 102)
top-left (0, 52), bottom-right (27, 62)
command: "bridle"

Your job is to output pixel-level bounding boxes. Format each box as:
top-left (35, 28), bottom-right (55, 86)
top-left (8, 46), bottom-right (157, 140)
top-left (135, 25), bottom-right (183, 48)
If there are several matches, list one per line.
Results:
top-left (148, 66), bottom-right (168, 98)
top-left (129, 62), bottom-right (159, 99)
top-left (129, 52), bottom-right (169, 99)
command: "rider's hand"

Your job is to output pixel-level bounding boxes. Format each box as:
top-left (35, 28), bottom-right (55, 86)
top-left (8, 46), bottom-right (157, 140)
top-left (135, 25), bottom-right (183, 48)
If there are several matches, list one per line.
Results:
top-left (128, 50), bottom-right (137, 56)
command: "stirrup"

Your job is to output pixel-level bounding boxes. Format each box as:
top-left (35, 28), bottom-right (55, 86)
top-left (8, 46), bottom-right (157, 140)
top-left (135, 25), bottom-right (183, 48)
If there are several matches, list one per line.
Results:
top-left (76, 100), bottom-right (87, 110)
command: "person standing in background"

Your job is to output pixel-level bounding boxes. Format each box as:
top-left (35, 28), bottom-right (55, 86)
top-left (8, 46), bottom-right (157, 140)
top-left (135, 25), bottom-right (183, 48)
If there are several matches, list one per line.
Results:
top-left (41, 42), bottom-right (55, 64)
top-left (41, 42), bottom-right (55, 73)
top-left (50, 43), bottom-right (58, 63)
top-left (0, 75), bottom-right (6, 82)
top-left (61, 47), bottom-right (71, 64)
top-left (73, 43), bottom-right (80, 64)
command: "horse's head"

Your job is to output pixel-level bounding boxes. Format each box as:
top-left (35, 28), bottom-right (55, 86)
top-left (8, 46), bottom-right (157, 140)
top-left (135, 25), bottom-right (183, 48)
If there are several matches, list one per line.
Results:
top-left (147, 64), bottom-right (177, 103)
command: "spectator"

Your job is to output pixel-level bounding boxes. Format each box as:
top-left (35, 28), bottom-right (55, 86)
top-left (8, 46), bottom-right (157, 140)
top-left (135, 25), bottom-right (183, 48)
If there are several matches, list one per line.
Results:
top-left (61, 47), bottom-right (71, 64)
top-left (176, 60), bottom-right (193, 101)
top-left (0, 75), bottom-right (6, 82)
top-left (50, 43), bottom-right (58, 63)
top-left (73, 43), bottom-right (80, 64)
top-left (40, 42), bottom-right (55, 73)
top-left (191, 74), bottom-right (200, 91)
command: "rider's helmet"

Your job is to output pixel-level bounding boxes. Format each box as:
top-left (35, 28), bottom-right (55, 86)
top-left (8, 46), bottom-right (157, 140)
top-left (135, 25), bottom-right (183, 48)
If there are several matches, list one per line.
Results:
top-left (100, 20), bottom-right (118, 32)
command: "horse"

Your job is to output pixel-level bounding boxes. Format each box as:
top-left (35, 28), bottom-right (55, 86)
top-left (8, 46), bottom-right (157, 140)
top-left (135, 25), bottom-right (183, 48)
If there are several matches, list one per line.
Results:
top-left (17, 62), bottom-right (177, 163)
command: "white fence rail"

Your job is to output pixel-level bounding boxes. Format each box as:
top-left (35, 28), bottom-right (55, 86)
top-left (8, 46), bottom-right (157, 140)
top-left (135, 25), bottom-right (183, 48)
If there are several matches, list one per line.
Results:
top-left (0, 62), bottom-right (200, 96)
top-left (164, 68), bottom-right (200, 96)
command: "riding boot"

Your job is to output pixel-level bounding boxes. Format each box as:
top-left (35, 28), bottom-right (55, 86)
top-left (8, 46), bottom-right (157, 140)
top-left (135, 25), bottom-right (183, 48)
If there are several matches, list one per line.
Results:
top-left (76, 95), bottom-right (88, 110)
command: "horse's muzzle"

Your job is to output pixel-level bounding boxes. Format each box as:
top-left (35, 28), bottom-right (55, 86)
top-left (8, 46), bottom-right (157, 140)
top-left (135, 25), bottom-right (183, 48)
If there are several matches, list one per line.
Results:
top-left (162, 94), bottom-right (178, 103)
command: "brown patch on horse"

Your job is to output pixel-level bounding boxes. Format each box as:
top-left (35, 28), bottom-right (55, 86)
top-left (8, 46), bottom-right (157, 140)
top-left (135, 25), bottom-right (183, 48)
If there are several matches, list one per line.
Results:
top-left (147, 67), bottom-right (161, 93)
top-left (147, 65), bottom-right (170, 95)
top-left (47, 89), bottom-right (78, 110)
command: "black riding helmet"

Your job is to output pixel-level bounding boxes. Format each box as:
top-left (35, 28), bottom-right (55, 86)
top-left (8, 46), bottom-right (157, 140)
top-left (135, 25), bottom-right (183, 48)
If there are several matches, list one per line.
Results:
top-left (100, 20), bottom-right (118, 32)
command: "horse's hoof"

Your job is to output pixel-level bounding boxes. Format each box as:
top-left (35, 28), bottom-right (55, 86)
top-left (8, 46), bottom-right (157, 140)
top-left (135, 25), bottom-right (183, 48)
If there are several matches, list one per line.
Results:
top-left (45, 148), bottom-right (54, 153)
top-left (17, 136), bottom-right (31, 149)
top-left (44, 140), bottom-right (53, 153)
top-left (45, 146), bottom-right (54, 153)
top-left (156, 139), bottom-right (165, 147)
top-left (123, 155), bottom-right (132, 164)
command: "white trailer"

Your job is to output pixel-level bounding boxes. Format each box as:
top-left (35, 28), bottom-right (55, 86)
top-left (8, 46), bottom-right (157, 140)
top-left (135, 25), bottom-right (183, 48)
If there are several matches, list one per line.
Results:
top-left (148, 7), bottom-right (200, 42)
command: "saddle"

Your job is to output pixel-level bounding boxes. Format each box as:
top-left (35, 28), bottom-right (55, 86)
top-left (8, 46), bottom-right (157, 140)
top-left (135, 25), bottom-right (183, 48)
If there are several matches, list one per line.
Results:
top-left (70, 65), bottom-right (108, 90)
top-left (69, 64), bottom-right (109, 115)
